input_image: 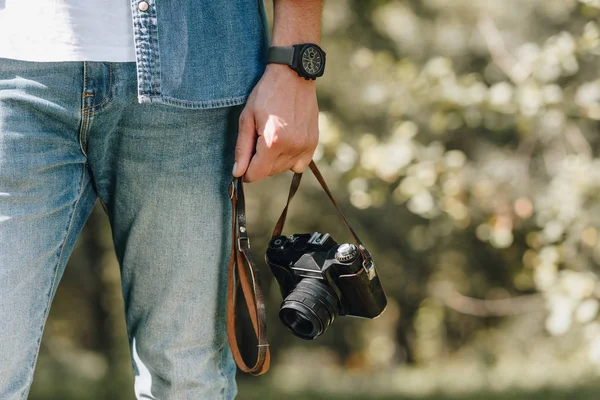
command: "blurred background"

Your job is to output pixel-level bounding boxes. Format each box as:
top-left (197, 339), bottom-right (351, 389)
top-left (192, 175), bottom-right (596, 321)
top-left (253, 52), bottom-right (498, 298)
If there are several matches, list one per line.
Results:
top-left (29, 0), bottom-right (600, 399)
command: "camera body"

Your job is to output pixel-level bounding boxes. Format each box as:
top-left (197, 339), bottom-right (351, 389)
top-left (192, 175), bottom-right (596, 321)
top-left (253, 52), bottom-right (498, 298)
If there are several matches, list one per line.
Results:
top-left (265, 232), bottom-right (387, 339)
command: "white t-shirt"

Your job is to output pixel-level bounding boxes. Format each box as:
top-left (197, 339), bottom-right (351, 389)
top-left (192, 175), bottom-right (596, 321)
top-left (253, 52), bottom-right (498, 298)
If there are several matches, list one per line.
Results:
top-left (0, 0), bottom-right (136, 62)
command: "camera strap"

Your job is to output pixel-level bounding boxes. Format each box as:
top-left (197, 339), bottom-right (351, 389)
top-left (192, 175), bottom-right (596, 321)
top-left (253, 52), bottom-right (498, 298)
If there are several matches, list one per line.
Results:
top-left (272, 161), bottom-right (374, 265)
top-left (227, 176), bottom-right (271, 376)
top-left (226, 160), bottom-right (372, 376)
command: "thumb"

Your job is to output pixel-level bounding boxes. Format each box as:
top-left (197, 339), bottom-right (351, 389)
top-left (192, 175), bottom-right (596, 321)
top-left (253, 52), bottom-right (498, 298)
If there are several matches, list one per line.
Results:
top-left (233, 109), bottom-right (257, 177)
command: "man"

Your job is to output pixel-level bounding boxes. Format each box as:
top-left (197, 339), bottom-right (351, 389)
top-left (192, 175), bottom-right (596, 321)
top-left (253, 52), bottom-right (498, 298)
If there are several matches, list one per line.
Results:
top-left (0, 0), bottom-right (324, 398)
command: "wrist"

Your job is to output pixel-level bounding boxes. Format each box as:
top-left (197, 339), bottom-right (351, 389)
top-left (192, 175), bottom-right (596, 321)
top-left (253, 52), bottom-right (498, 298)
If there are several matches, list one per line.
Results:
top-left (271, 35), bottom-right (320, 47)
top-left (267, 43), bottom-right (326, 81)
top-left (265, 63), bottom-right (317, 86)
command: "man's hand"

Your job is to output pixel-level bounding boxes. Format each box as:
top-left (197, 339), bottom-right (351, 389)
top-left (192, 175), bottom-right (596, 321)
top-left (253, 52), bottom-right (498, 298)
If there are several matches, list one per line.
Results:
top-left (232, 0), bottom-right (323, 182)
top-left (232, 64), bottom-right (319, 182)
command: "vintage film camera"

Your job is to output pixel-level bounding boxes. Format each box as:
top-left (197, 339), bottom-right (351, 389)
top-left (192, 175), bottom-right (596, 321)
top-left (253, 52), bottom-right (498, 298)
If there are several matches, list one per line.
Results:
top-left (266, 231), bottom-right (387, 339)
top-left (227, 162), bottom-right (388, 375)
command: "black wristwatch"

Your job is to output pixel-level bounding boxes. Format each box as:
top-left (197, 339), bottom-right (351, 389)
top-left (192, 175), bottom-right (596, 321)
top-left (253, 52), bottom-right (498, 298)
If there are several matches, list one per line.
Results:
top-left (267, 43), bottom-right (326, 80)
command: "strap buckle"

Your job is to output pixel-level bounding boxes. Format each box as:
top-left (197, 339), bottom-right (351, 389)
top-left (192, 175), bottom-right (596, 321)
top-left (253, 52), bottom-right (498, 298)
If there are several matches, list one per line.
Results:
top-left (363, 258), bottom-right (376, 281)
top-left (238, 236), bottom-right (251, 250)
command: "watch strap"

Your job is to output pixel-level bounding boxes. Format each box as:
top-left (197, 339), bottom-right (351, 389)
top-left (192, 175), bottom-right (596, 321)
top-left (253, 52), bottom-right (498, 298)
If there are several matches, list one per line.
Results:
top-left (267, 46), bottom-right (295, 66)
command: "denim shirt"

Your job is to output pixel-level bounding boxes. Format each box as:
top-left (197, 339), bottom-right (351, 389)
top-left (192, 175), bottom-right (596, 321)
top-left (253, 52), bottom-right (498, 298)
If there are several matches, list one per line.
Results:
top-left (130, 0), bottom-right (269, 109)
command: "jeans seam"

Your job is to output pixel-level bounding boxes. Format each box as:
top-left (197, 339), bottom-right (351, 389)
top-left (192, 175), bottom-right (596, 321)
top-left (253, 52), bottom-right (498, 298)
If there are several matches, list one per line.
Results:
top-left (84, 62), bottom-right (115, 115)
top-left (88, 166), bottom-right (109, 215)
top-left (152, 1), bottom-right (161, 98)
top-left (138, 94), bottom-right (249, 109)
top-left (21, 164), bottom-right (86, 399)
top-left (217, 341), bottom-right (227, 399)
top-left (78, 62), bottom-right (90, 158)
top-left (80, 114), bottom-right (92, 158)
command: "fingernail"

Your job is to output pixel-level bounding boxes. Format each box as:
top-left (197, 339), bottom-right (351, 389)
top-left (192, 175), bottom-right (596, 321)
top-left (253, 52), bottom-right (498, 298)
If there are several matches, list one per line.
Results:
top-left (232, 162), bottom-right (238, 176)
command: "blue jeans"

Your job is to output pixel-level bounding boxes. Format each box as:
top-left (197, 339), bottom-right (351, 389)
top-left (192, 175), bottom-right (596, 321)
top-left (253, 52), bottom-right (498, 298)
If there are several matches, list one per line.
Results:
top-left (0, 58), bottom-right (240, 399)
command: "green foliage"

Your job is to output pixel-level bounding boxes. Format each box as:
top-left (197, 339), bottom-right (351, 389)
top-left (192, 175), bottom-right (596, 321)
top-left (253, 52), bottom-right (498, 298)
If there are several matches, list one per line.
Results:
top-left (310, 0), bottom-right (600, 370)
top-left (30, 0), bottom-right (600, 398)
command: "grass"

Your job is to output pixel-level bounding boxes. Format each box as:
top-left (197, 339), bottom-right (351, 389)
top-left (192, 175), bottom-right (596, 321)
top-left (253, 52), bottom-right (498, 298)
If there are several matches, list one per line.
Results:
top-left (237, 384), bottom-right (600, 400)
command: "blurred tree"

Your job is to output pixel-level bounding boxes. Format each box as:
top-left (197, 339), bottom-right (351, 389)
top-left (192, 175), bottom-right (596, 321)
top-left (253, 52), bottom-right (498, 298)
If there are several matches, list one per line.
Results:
top-left (30, 0), bottom-right (600, 398)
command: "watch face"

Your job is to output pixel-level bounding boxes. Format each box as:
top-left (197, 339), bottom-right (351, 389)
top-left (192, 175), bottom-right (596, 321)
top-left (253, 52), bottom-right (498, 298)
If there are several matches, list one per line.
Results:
top-left (301, 46), bottom-right (323, 76)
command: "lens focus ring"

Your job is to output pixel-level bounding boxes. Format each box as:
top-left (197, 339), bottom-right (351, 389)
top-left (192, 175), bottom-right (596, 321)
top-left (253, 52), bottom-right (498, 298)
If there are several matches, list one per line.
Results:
top-left (279, 279), bottom-right (339, 340)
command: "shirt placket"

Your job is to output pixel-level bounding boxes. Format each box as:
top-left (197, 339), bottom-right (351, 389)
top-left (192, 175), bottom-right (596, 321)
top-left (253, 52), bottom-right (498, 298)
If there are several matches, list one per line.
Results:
top-left (130, 0), bottom-right (161, 102)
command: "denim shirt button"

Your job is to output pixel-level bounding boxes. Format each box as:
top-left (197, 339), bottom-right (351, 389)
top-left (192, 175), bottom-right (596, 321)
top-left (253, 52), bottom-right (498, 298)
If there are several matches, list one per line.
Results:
top-left (138, 1), bottom-right (149, 11)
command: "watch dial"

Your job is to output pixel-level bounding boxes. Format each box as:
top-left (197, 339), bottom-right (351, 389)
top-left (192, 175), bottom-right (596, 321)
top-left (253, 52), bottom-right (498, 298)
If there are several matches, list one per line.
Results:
top-left (301, 46), bottom-right (323, 76)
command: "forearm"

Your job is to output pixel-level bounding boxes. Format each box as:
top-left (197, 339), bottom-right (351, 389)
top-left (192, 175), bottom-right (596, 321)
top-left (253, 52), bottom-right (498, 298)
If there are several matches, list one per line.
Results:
top-left (271, 0), bottom-right (323, 46)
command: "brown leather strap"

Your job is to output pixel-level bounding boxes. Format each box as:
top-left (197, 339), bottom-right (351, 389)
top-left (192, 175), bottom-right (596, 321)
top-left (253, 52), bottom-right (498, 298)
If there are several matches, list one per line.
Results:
top-left (272, 161), bottom-right (373, 265)
top-left (271, 172), bottom-right (303, 238)
top-left (226, 177), bottom-right (270, 375)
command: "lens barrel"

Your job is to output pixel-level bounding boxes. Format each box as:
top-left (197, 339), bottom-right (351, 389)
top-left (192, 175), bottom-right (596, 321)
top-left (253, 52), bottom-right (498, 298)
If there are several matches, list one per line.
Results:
top-left (279, 278), bottom-right (339, 340)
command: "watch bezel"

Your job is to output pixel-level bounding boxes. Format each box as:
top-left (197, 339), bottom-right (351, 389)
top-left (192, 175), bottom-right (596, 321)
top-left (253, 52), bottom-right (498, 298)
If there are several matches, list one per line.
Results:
top-left (293, 44), bottom-right (326, 80)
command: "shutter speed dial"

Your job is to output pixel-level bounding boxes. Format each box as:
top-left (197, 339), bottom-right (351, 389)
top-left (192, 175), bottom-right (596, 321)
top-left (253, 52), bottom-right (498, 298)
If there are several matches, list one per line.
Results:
top-left (335, 243), bottom-right (359, 263)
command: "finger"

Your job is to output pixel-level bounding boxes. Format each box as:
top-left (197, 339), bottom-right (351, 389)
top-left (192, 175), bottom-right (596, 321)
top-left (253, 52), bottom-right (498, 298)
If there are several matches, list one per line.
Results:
top-left (269, 130), bottom-right (315, 176)
top-left (232, 110), bottom-right (257, 177)
top-left (290, 131), bottom-right (318, 174)
top-left (269, 156), bottom-right (294, 176)
top-left (244, 136), bottom-right (280, 183)
top-left (290, 121), bottom-right (319, 174)
top-left (291, 154), bottom-right (313, 174)
top-left (269, 148), bottom-right (303, 175)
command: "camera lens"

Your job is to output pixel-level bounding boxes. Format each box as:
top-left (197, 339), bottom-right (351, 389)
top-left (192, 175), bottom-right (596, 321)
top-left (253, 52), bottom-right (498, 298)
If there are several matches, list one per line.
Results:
top-left (281, 311), bottom-right (314, 337)
top-left (279, 279), bottom-right (339, 340)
